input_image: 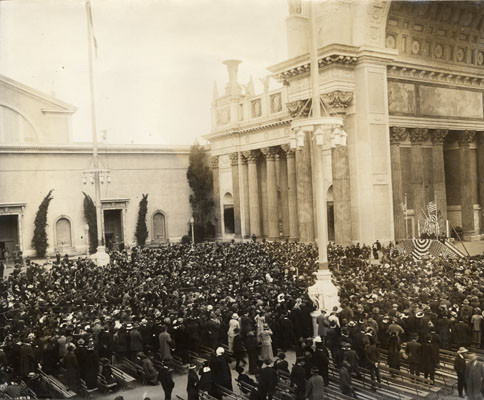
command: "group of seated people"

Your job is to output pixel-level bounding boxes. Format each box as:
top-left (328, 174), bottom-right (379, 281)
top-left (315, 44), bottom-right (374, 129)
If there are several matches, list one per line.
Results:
top-left (0, 240), bottom-right (483, 399)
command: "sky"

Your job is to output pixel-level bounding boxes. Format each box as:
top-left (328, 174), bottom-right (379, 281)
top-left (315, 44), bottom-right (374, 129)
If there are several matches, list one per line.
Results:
top-left (0, 0), bottom-right (288, 145)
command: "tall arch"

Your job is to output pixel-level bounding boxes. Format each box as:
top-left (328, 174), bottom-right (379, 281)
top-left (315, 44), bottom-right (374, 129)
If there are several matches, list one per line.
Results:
top-left (223, 192), bottom-right (235, 234)
top-left (0, 104), bottom-right (39, 143)
top-left (152, 210), bottom-right (168, 243)
top-left (54, 216), bottom-right (73, 252)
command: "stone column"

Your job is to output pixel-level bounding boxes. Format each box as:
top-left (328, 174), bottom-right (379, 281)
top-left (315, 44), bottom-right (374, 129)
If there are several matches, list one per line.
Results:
top-left (243, 150), bottom-right (261, 238)
top-left (261, 147), bottom-right (279, 240)
top-left (282, 145), bottom-right (298, 240)
top-left (409, 128), bottom-right (429, 231)
top-left (230, 153), bottom-right (242, 237)
top-left (259, 157), bottom-right (269, 237)
top-left (241, 154), bottom-right (251, 238)
top-left (296, 131), bottom-right (315, 242)
top-left (458, 130), bottom-right (476, 237)
top-left (430, 129), bottom-right (448, 223)
top-left (389, 127), bottom-right (407, 241)
top-left (332, 145), bottom-right (352, 245)
top-left (477, 132), bottom-right (484, 233)
top-left (211, 156), bottom-right (222, 238)
top-left (278, 149), bottom-right (290, 238)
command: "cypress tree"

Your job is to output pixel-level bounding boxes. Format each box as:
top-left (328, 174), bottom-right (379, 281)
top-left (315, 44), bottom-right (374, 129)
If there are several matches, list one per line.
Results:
top-left (31, 189), bottom-right (54, 257)
top-left (83, 192), bottom-right (98, 254)
top-left (135, 194), bottom-right (149, 246)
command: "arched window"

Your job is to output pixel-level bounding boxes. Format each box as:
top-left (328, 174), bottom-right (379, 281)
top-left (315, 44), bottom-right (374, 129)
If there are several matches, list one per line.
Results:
top-left (152, 212), bottom-right (167, 242)
top-left (55, 217), bottom-right (72, 250)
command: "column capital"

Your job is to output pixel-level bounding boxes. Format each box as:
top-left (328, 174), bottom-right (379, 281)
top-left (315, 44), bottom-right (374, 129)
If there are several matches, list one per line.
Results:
top-left (409, 128), bottom-right (429, 144)
top-left (242, 150), bottom-right (259, 163)
top-left (229, 152), bottom-right (239, 166)
top-left (240, 153), bottom-right (248, 165)
top-left (260, 147), bottom-right (277, 161)
top-left (322, 90), bottom-right (353, 115)
top-left (430, 129), bottom-right (448, 144)
top-left (280, 144), bottom-right (296, 159)
top-left (458, 130), bottom-right (476, 146)
top-left (210, 155), bottom-right (219, 169)
top-left (389, 127), bottom-right (408, 145)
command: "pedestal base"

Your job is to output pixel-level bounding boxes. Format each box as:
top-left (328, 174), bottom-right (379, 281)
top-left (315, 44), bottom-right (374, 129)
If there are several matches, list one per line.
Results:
top-left (91, 246), bottom-right (110, 266)
top-left (308, 269), bottom-right (340, 312)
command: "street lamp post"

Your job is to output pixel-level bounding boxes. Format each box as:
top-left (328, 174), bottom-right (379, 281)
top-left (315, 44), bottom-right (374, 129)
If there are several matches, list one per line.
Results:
top-left (190, 217), bottom-right (195, 248)
top-left (293, 0), bottom-right (347, 315)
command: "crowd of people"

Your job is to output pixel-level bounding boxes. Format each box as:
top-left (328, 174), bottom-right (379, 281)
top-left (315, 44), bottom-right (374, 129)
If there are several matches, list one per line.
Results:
top-left (0, 239), bottom-right (484, 399)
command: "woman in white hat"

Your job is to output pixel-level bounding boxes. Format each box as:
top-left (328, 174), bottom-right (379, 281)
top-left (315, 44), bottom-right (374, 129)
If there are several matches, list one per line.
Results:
top-left (227, 313), bottom-right (240, 353)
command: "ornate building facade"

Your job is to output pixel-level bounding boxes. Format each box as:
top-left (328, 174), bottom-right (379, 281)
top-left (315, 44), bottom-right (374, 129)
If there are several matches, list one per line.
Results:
top-left (205, 1), bottom-right (484, 244)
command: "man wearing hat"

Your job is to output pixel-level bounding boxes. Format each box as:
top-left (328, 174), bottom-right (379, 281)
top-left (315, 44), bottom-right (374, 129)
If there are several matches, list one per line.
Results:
top-left (290, 357), bottom-right (306, 400)
top-left (258, 359), bottom-right (278, 400)
top-left (305, 367), bottom-right (324, 400)
top-left (465, 353), bottom-right (484, 400)
top-left (209, 347), bottom-right (232, 397)
top-left (186, 364), bottom-right (199, 400)
top-left (227, 313), bottom-right (240, 354)
top-left (406, 334), bottom-right (422, 378)
top-left (454, 347), bottom-right (467, 398)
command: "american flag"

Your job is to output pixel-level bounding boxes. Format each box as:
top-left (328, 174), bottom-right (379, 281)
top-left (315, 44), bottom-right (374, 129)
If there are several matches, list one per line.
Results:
top-left (401, 202), bottom-right (407, 214)
top-left (427, 201), bottom-right (437, 214)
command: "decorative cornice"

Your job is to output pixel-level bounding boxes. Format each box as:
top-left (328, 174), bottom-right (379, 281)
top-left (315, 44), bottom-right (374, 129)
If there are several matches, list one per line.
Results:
top-left (204, 119), bottom-right (291, 141)
top-left (388, 64), bottom-right (484, 89)
top-left (389, 127), bottom-right (408, 145)
top-left (430, 129), bottom-right (448, 144)
top-left (409, 128), bottom-right (429, 144)
top-left (322, 90), bottom-right (353, 115)
top-left (457, 130), bottom-right (476, 146)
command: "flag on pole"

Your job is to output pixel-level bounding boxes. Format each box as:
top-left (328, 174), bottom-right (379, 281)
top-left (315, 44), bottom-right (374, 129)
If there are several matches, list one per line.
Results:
top-left (86, 1), bottom-right (98, 57)
top-left (401, 202), bottom-right (407, 214)
top-left (427, 201), bottom-right (437, 215)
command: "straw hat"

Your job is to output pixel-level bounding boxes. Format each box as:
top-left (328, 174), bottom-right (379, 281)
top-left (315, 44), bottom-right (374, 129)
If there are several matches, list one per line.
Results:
top-left (457, 347), bottom-right (468, 354)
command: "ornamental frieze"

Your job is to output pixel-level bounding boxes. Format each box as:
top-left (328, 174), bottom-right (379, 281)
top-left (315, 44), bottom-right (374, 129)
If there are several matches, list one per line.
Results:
top-left (322, 90), bottom-right (353, 115)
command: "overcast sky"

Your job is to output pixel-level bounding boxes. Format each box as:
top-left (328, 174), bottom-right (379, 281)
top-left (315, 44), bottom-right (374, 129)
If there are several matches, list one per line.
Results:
top-left (0, 0), bottom-right (287, 145)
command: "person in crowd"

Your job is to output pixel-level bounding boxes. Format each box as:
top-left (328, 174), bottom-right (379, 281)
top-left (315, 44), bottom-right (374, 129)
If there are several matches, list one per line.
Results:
top-left (305, 367), bottom-right (325, 400)
top-left (235, 365), bottom-right (256, 394)
top-left (227, 313), bottom-right (240, 353)
top-left (159, 325), bottom-right (174, 361)
top-left (273, 352), bottom-right (289, 373)
top-left (420, 335), bottom-right (437, 384)
top-left (465, 353), bottom-right (484, 400)
top-left (232, 328), bottom-right (246, 370)
top-left (187, 364), bottom-right (199, 400)
top-left (406, 334), bottom-right (421, 378)
top-left (210, 347), bottom-right (232, 399)
top-left (339, 360), bottom-right (356, 398)
top-left (258, 359), bottom-right (278, 400)
top-left (158, 360), bottom-right (175, 400)
top-left (137, 352), bottom-right (159, 385)
top-left (63, 344), bottom-right (80, 391)
top-left (290, 357), bottom-right (306, 400)
top-left (260, 323), bottom-right (274, 362)
top-left (246, 331), bottom-right (259, 375)
top-left (364, 336), bottom-right (381, 390)
top-left (198, 361), bottom-right (214, 397)
top-left (454, 347), bottom-right (467, 398)
top-left (311, 339), bottom-right (329, 387)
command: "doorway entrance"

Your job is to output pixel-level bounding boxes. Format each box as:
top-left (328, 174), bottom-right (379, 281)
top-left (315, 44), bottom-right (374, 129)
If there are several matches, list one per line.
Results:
top-left (0, 214), bottom-right (19, 261)
top-left (103, 209), bottom-right (123, 250)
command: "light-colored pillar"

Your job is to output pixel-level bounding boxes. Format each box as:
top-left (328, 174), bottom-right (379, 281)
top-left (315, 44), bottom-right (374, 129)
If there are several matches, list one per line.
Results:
top-left (458, 130), bottom-right (476, 237)
top-left (230, 153), bottom-right (242, 237)
top-left (296, 131), bottom-right (314, 242)
top-left (477, 132), bottom-right (484, 233)
top-left (281, 145), bottom-right (299, 240)
top-left (332, 144), bottom-right (352, 245)
top-left (389, 127), bottom-right (407, 241)
top-left (243, 150), bottom-right (261, 238)
top-left (259, 157), bottom-right (268, 238)
top-left (279, 149), bottom-right (290, 238)
top-left (261, 147), bottom-right (279, 240)
top-left (241, 154), bottom-right (251, 238)
top-left (211, 156), bottom-right (222, 238)
top-left (409, 128), bottom-right (428, 233)
top-left (430, 129), bottom-right (448, 223)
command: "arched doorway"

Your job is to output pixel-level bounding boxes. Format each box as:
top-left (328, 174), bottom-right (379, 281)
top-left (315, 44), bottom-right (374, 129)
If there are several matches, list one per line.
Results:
top-left (56, 217), bottom-right (72, 251)
top-left (152, 212), bottom-right (167, 243)
top-left (327, 186), bottom-right (335, 242)
top-left (223, 192), bottom-right (235, 234)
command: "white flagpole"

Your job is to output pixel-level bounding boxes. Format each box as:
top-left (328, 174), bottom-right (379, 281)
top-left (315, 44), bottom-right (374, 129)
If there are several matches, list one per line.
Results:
top-left (404, 193), bottom-right (408, 239)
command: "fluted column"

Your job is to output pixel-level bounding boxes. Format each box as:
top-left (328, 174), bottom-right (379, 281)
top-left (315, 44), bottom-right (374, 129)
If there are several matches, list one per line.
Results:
top-left (332, 144), bottom-right (352, 245)
top-left (259, 156), bottom-right (268, 237)
top-left (430, 129), bottom-right (448, 223)
top-left (458, 130), bottom-right (476, 237)
top-left (243, 150), bottom-right (261, 237)
top-left (296, 131), bottom-right (315, 242)
top-left (477, 132), bottom-right (484, 233)
top-left (241, 154), bottom-right (250, 238)
top-left (230, 153), bottom-right (242, 237)
top-left (278, 149), bottom-right (290, 238)
top-left (409, 128), bottom-right (428, 231)
top-left (282, 145), bottom-right (298, 240)
top-left (389, 127), bottom-right (407, 241)
top-left (211, 156), bottom-right (222, 238)
top-left (261, 147), bottom-right (279, 240)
